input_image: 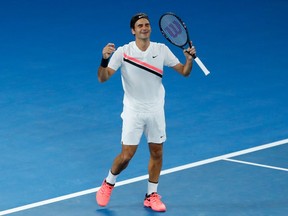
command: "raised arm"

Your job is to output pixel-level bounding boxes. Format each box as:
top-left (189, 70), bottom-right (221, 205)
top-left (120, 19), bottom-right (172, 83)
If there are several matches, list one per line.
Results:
top-left (172, 43), bottom-right (196, 77)
top-left (98, 43), bottom-right (116, 83)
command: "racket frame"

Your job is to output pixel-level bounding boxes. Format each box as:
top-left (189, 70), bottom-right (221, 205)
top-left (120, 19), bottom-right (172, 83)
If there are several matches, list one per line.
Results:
top-left (159, 12), bottom-right (210, 76)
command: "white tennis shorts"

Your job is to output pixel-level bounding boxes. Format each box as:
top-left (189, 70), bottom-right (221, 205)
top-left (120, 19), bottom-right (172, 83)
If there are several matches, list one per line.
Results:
top-left (120, 107), bottom-right (166, 145)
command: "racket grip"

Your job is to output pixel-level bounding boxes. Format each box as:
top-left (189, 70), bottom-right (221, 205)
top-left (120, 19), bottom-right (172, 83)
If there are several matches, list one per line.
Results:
top-left (194, 57), bottom-right (210, 76)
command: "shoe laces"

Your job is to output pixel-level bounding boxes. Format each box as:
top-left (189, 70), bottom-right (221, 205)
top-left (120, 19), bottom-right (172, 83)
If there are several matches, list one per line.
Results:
top-left (149, 193), bottom-right (163, 204)
top-left (100, 182), bottom-right (113, 196)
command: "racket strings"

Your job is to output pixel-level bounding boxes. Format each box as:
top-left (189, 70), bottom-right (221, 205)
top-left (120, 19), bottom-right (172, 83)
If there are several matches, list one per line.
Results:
top-left (159, 15), bottom-right (188, 47)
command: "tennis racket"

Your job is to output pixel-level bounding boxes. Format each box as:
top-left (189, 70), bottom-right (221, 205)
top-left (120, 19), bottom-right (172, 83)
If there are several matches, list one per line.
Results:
top-left (159, 12), bottom-right (210, 76)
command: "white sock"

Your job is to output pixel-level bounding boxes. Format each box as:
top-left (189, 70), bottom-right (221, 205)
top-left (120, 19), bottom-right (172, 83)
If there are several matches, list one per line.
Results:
top-left (105, 170), bottom-right (118, 185)
top-left (147, 181), bottom-right (158, 195)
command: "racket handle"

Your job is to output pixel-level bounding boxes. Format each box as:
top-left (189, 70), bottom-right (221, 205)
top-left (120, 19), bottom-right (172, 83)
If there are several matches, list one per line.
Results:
top-left (194, 56), bottom-right (210, 76)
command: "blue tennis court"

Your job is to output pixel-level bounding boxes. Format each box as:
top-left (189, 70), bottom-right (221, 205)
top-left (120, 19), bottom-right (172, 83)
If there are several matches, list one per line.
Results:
top-left (1, 0), bottom-right (287, 215)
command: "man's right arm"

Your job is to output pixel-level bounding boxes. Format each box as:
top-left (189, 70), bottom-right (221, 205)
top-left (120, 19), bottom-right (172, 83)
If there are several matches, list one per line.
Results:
top-left (97, 43), bottom-right (116, 83)
top-left (98, 66), bottom-right (115, 83)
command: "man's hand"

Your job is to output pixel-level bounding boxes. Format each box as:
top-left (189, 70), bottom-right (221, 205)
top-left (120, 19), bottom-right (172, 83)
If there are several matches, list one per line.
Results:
top-left (103, 43), bottom-right (116, 59)
top-left (184, 41), bottom-right (196, 60)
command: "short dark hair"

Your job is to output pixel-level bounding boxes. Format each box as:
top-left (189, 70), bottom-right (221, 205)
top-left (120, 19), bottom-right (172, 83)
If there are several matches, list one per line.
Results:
top-left (130, 13), bottom-right (149, 29)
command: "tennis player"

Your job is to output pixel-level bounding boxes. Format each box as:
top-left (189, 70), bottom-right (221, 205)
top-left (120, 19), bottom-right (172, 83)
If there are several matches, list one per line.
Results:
top-left (96, 12), bottom-right (196, 212)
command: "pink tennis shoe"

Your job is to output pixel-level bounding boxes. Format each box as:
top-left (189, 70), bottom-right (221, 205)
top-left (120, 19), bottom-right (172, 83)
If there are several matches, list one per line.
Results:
top-left (96, 180), bottom-right (114, 207)
top-left (144, 192), bottom-right (166, 212)
top-left (97, 181), bottom-right (166, 212)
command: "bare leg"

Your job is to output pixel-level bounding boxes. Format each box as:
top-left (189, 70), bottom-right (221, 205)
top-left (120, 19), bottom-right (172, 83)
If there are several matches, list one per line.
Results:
top-left (97, 144), bottom-right (138, 207)
top-left (148, 143), bottom-right (163, 183)
top-left (111, 144), bottom-right (138, 175)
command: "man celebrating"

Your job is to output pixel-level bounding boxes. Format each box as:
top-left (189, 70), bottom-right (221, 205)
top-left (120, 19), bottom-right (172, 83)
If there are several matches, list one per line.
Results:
top-left (96, 12), bottom-right (196, 212)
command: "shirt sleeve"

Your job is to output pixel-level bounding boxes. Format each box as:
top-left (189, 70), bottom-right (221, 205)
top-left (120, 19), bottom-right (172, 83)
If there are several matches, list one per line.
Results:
top-left (163, 44), bottom-right (180, 67)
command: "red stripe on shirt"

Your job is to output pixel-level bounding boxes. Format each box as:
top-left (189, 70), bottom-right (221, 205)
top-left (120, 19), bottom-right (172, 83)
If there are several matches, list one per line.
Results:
top-left (123, 53), bottom-right (163, 75)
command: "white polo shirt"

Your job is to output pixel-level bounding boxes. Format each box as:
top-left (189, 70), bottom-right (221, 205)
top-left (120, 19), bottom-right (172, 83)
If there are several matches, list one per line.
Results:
top-left (108, 41), bottom-right (180, 112)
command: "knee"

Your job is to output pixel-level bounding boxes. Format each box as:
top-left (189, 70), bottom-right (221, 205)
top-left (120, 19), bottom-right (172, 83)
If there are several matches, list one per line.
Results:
top-left (121, 153), bottom-right (133, 163)
top-left (119, 145), bottom-right (137, 164)
top-left (150, 147), bottom-right (163, 160)
top-left (119, 151), bottom-right (134, 164)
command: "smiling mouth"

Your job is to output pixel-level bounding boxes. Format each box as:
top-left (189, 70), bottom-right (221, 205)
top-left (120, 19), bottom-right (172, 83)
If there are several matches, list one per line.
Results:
top-left (141, 32), bottom-right (150, 35)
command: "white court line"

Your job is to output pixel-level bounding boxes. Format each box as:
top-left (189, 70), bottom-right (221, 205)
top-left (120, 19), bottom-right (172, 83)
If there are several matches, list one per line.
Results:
top-left (0, 138), bottom-right (287, 216)
top-left (224, 158), bottom-right (288, 172)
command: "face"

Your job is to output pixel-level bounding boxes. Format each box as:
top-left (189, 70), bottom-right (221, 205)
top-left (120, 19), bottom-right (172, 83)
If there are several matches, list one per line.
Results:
top-left (131, 18), bottom-right (151, 40)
